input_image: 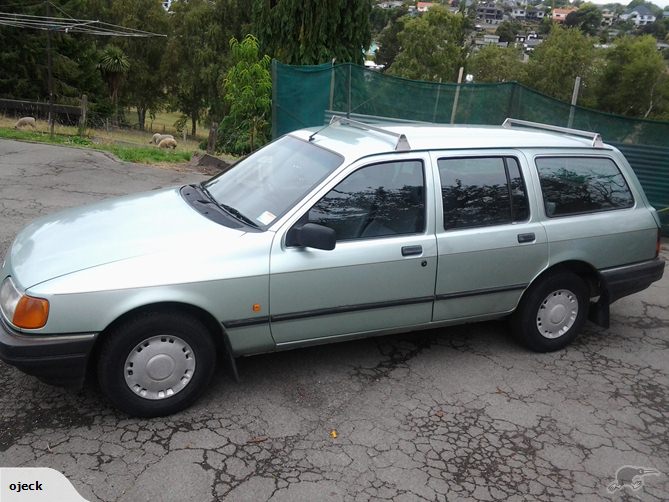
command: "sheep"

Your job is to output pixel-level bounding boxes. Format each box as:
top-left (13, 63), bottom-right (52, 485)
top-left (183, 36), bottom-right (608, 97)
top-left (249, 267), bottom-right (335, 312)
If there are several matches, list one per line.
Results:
top-left (150, 133), bottom-right (174, 145)
top-left (14, 117), bottom-right (36, 129)
top-left (158, 137), bottom-right (177, 149)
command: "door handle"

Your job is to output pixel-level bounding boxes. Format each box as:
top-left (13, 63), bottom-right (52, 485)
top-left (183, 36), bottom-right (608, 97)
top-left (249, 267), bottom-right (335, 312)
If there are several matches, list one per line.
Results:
top-left (401, 245), bottom-right (423, 256)
top-left (517, 233), bottom-right (535, 243)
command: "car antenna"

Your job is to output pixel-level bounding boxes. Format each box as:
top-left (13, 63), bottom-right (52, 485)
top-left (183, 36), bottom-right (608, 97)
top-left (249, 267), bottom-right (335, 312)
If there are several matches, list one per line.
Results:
top-left (308, 122), bottom-right (332, 142)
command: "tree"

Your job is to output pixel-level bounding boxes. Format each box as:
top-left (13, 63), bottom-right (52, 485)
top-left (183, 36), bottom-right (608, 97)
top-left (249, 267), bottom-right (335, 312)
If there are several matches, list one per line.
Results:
top-left (595, 35), bottom-right (669, 118)
top-left (163, 0), bottom-right (251, 136)
top-left (108, 0), bottom-right (170, 130)
top-left (468, 46), bottom-right (526, 82)
top-left (98, 46), bottom-right (130, 125)
top-left (375, 10), bottom-right (409, 70)
top-left (218, 35), bottom-right (271, 154)
top-left (495, 20), bottom-right (522, 44)
top-left (523, 26), bottom-right (596, 102)
top-left (253, 0), bottom-right (372, 65)
top-left (565, 3), bottom-right (603, 37)
top-left (387, 6), bottom-right (467, 82)
top-left (0, 1), bottom-right (107, 106)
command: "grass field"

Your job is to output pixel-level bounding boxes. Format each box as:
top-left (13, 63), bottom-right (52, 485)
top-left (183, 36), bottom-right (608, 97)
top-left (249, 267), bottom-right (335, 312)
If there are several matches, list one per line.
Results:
top-left (0, 113), bottom-right (202, 164)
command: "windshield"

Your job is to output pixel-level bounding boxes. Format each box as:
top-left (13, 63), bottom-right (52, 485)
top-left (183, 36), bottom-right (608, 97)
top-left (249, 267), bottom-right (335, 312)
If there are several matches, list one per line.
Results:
top-left (203, 136), bottom-right (344, 228)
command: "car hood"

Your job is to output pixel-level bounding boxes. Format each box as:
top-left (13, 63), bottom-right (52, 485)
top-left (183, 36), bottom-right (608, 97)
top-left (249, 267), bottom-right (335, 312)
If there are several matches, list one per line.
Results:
top-left (9, 187), bottom-right (248, 289)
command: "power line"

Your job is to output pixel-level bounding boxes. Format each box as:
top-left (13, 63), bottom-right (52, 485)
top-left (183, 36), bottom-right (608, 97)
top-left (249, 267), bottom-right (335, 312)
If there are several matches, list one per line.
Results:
top-left (0, 11), bottom-right (166, 37)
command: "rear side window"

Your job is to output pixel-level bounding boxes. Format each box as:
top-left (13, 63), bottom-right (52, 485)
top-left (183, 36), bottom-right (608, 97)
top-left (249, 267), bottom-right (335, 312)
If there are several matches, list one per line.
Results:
top-left (535, 157), bottom-right (634, 217)
top-left (438, 157), bottom-right (529, 230)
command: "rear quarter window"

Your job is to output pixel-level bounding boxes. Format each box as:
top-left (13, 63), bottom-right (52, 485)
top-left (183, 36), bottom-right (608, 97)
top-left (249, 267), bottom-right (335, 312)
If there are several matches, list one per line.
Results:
top-left (535, 156), bottom-right (634, 217)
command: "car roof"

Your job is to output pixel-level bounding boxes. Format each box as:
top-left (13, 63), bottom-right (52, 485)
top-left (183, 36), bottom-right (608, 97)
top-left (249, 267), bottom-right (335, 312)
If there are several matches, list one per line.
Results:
top-left (291, 122), bottom-right (610, 162)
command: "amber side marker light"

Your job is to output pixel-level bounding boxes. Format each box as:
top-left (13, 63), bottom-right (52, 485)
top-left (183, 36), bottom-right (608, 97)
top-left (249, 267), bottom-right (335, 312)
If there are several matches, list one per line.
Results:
top-left (13, 295), bottom-right (49, 329)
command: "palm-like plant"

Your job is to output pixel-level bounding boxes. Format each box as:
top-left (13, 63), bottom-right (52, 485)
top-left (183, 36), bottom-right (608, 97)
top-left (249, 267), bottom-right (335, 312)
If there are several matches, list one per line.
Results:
top-left (98, 46), bottom-right (130, 125)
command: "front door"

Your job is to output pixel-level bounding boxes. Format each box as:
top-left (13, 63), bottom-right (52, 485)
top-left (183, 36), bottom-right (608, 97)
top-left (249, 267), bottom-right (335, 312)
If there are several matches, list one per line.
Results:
top-left (269, 155), bottom-right (438, 346)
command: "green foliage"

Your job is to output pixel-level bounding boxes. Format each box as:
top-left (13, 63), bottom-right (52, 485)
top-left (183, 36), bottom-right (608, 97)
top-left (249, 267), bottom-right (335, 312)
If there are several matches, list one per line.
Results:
top-left (107, 0), bottom-right (171, 130)
top-left (218, 35), bottom-right (271, 155)
top-left (253, 0), bottom-right (372, 65)
top-left (468, 46), bottom-right (526, 83)
top-left (387, 6), bottom-right (466, 82)
top-left (565, 4), bottom-right (603, 36)
top-left (595, 35), bottom-right (669, 118)
top-left (163, 0), bottom-right (251, 136)
top-left (495, 21), bottom-right (522, 44)
top-left (376, 11), bottom-right (409, 69)
top-left (523, 26), bottom-right (596, 102)
top-left (98, 46), bottom-right (130, 125)
top-left (0, 1), bottom-right (107, 104)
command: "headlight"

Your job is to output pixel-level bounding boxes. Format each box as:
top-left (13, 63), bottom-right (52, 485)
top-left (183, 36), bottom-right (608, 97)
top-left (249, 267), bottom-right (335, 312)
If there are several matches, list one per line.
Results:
top-left (0, 277), bottom-right (49, 329)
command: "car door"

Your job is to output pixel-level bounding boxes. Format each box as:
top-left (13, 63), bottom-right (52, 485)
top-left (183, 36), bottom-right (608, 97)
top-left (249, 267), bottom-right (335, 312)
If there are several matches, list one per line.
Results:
top-left (431, 150), bottom-right (549, 321)
top-left (269, 154), bottom-right (438, 347)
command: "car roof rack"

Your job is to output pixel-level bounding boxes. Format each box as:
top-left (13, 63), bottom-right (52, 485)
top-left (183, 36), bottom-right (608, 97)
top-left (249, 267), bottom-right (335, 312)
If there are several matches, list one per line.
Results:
top-left (330, 115), bottom-right (411, 151)
top-left (502, 118), bottom-right (604, 148)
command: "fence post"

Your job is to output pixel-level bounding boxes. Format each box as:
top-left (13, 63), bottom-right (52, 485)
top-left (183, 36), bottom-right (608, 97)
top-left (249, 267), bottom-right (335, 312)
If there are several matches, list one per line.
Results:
top-left (207, 122), bottom-right (218, 153)
top-left (347, 64), bottom-right (352, 119)
top-left (432, 78), bottom-right (443, 123)
top-left (329, 58), bottom-right (336, 112)
top-left (568, 76), bottom-right (581, 128)
top-left (450, 67), bottom-right (464, 124)
top-left (78, 94), bottom-right (87, 136)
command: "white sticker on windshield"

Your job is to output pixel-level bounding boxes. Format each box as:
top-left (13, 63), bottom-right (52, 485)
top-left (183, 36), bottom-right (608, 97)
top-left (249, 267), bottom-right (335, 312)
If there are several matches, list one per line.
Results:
top-left (257, 211), bottom-right (276, 225)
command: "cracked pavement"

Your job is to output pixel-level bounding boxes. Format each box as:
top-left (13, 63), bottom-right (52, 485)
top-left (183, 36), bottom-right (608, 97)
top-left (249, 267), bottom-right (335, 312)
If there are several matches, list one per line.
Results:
top-left (0, 139), bottom-right (668, 501)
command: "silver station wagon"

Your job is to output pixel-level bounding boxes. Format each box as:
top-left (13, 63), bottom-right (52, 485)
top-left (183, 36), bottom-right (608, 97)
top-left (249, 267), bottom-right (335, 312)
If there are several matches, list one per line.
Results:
top-left (0, 118), bottom-right (665, 416)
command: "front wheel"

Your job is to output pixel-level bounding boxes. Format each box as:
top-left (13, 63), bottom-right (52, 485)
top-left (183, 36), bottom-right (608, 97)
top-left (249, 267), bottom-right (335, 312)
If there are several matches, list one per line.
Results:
top-left (512, 271), bottom-right (589, 352)
top-left (97, 312), bottom-right (216, 417)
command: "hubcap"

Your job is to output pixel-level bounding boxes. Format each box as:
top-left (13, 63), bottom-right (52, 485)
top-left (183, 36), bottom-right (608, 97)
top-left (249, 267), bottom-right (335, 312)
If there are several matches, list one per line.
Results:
top-left (124, 335), bottom-right (196, 400)
top-left (536, 289), bottom-right (578, 339)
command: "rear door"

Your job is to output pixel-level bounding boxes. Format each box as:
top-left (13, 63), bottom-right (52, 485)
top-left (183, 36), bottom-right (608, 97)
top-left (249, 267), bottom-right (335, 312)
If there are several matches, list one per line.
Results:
top-left (269, 153), bottom-right (438, 346)
top-left (431, 150), bottom-right (549, 321)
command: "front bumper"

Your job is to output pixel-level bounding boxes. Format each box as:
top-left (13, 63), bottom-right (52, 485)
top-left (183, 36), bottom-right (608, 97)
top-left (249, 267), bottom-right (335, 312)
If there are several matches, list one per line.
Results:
top-left (599, 257), bottom-right (666, 304)
top-left (0, 315), bottom-right (97, 389)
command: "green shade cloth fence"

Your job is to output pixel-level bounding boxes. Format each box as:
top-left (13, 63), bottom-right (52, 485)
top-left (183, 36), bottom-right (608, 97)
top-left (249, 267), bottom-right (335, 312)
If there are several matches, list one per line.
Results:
top-left (271, 61), bottom-right (669, 233)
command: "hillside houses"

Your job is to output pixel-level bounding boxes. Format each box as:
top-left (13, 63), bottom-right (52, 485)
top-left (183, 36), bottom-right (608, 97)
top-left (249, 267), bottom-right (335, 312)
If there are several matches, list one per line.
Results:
top-left (620, 5), bottom-right (657, 26)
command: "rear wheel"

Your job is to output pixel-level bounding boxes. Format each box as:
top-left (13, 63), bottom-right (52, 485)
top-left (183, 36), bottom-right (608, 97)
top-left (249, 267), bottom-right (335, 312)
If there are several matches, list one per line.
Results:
top-left (97, 311), bottom-right (216, 417)
top-left (512, 271), bottom-right (589, 352)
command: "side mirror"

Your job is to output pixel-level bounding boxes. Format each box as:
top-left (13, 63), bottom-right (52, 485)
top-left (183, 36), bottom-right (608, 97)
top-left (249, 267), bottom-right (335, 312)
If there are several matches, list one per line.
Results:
top-left (287, 223), bottom-right (336, 250)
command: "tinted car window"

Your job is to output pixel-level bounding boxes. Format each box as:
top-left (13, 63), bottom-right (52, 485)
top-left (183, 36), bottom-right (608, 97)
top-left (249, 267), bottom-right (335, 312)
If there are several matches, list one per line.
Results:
top-left (438, 157), bottom-right (529, 230)
top-left (307, 160), bottom-right (425, 240)
top-left (535, 157), bottom-right (634, 217)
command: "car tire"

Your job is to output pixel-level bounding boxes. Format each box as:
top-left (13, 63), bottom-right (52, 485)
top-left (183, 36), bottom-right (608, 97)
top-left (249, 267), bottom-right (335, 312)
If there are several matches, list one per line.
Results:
top-left (512, 271), bottom-right (589, 352)
top-left (97, 311), bottom-right (216, 417)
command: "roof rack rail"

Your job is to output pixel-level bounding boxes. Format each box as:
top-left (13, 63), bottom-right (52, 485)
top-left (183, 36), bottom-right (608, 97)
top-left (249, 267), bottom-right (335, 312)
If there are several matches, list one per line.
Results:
top-left (330, 115), bottom-right (411, 151)
top-left (502, 118), bottom-right (604, 148)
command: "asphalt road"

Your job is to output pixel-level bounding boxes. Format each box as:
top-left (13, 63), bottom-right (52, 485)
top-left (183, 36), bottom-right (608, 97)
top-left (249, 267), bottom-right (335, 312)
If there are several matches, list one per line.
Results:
top-left (0, 139), bottom-right (667, 501)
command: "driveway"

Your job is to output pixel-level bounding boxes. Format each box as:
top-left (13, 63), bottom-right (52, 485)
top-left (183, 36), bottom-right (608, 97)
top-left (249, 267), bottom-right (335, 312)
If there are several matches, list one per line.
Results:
top-left (0, 139), bottom-right (668, 501)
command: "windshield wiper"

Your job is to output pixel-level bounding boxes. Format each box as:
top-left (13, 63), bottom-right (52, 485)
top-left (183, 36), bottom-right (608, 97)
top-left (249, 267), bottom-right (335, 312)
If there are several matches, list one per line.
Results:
top-left (197, 183), bottom-right (259, 229)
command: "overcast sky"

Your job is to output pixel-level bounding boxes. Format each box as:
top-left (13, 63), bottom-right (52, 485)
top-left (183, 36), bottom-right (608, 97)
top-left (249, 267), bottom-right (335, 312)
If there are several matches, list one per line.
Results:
top-left (585, 0), bottom-right (669, 8)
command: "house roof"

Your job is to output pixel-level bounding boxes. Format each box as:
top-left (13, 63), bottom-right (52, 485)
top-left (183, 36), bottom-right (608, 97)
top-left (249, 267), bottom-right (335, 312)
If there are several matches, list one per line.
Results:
top-left (625, 5), bottom-right (654, 17)
top-left (553, 7), bottom-right (577, 15)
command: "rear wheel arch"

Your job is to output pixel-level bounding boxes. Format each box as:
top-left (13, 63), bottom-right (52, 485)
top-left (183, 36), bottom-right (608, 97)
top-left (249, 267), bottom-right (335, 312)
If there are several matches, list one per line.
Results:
top-left (522, 260), bottom-right (600, 303)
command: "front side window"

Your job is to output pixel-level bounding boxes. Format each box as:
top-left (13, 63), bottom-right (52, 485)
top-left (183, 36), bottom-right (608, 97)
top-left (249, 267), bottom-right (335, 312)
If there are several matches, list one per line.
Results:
top-left (306, 160), bottom-right (425, 240)
top-left (203, 136), bottom-right (343, 228)
top-left (438, 157), bottom-right (529, 230)
top-left (535, 157), bottom-right (634, 217)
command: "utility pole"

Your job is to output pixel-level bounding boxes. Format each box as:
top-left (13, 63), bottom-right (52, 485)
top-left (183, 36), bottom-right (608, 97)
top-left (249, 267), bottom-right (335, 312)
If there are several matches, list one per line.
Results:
top-left (46, 0), bottom-right (55, 137)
